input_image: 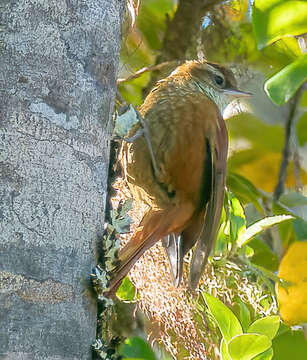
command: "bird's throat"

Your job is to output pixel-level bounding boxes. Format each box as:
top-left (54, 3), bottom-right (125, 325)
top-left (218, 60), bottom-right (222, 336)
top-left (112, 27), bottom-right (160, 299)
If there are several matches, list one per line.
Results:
top-left (195, 81), bottom-right (229, 114)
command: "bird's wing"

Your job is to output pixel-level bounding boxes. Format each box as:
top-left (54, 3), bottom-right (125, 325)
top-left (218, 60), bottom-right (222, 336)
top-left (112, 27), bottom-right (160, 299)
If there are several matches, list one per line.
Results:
top-left (162, 137), bottom-right (214, 287)
top-left (189, 113), bottom-right (228, 289)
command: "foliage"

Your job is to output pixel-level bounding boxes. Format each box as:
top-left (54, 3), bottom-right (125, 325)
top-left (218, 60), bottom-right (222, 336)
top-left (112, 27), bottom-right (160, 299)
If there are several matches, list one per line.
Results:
top-left (119, 336), bottom-right (156, 360)
top-left (253, 0), bottom-right (307, 105)
top-left (264, 54), bottom-right (307, 105)
top-left (272, 325), bottom-right (307, 359)
top-left (252, 0), bottom-right (307, 49)
top-left (203, 292), bottom-right (279, 360)
top-left (116, 276), bottom-right (136, 302)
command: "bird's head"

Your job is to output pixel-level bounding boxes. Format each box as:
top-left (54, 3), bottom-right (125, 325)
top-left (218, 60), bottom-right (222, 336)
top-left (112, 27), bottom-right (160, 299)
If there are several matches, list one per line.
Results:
top-left (171, 60), bottom-right (252, 112)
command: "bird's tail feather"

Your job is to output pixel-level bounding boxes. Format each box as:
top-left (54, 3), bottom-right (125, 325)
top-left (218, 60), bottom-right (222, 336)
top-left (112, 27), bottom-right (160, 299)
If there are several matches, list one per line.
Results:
top-left (106, 204), bottom-right (194, 297)
top-left (106, 210), bottom-right (164, 296)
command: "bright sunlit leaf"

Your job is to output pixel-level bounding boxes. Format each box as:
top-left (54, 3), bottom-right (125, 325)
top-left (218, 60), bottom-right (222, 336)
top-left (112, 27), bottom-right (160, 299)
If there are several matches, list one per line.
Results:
top-left (264, 54), bottom-right (307, 105)
top-left (203, 292), bottom-right (243, 343)
top-left (228, 192), bottom-right (246, 243)
top-left (116, 276), bottom-right (136, 302)
top-left (237, 299), bottom-right (251, 332)
top-left (252, 347), bottom-right (274, 360)
top-left (237, 215), bottom-right (294, 247)
top-left (228, 334), bottom-right (271, 360)
top-left (220, 339), bottom-right (232, 360)
top-left (252, 0), bottom-right (307, 49)
top-left (247, 316), bottom-right (280, 340)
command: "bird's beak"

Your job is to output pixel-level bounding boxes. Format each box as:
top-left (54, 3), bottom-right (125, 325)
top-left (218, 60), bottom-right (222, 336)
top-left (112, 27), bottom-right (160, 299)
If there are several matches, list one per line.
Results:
top-left (223, 88), bottom-right (253, 97)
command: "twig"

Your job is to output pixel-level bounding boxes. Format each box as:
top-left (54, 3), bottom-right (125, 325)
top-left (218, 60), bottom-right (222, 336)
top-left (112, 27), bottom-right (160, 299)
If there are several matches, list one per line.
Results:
top-left (117, 60), bottom-right (181, 84)
top-left (273, 94), bottom-right (299, 201)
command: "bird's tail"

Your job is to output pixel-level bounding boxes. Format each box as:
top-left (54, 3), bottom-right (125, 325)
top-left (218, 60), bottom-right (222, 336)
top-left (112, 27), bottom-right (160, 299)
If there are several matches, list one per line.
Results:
top-left (105, 202), bottom-right (195, 297)
top-left (105, 210), bottom-right (164, 297)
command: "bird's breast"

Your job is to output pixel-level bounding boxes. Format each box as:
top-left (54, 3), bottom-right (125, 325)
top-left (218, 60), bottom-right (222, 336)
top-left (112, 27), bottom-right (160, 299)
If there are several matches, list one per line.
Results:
top-left (121, 86), bottom-right (221, 210)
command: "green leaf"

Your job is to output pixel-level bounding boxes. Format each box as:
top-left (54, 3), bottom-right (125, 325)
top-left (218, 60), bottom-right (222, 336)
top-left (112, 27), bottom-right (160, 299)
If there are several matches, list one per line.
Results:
top-left (279, 192), bottom-right (307, 208)
top-left (247, 316), bottom-right (280, 340)
top-left (252, 263), bottom-right (283, 286)
top-left (276, 322), bottom-right (291, 337)
top-left (119, 337), bottom-right (156, 360)
top-left (293, 218), bottom-right (307, 240)
top-left (296, 112), bottom-right (307, 146)
top-left (237, 215), bottom-right (294, 247)
top-left (232, 297), bottom-right (252, 333)
top-left (227, 172), bottom-right (266, 213)
top-left (252, 0), bottom-right (307, 49)
top-left (220, 339), bottom-right (232, 360)
top-left (228, 334), bottom-right (272, 360)
top-left (272, 328), bottom-right (307, 359)
top-left (264, 54), bottom-right (307, 105)
top-left (238, 300), bottom-right (251, 332)
top-left (248, 238), bottom-right (279, 272)
top-left (243, 245), bottom-right (254, 258)
top-left (202, 292), bottom-right (243, 343)
top-left (116, 276), bottom-right (136, 302)
top-left (215, 206), bottom-right (230, 253)
top-left (253, 348), bottom-right (274, 360)
top-left (279, 192), bottom-right (307, 222)
top-left (228, 192), bottom-right (246, 243)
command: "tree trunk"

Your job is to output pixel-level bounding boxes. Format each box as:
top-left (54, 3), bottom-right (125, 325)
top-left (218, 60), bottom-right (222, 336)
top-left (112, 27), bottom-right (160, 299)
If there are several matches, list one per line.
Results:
top-left (0, 1), bottom-right (124, 359)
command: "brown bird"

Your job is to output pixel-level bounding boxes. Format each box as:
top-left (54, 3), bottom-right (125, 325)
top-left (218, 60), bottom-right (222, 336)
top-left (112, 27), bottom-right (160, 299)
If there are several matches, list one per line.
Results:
top-left (108, 60), bottom-right (251, 295)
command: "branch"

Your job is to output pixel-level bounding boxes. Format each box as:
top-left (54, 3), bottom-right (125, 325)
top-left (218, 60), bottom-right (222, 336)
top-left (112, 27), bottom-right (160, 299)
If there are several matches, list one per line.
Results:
top-left (157, 0), bottom-right (222, 63)
top-left (273, 93), bottom-right (300, 201)
top-left (143, 0), bottom-right (223, 95)
top-left (117, 60), bottom-right (181, 84)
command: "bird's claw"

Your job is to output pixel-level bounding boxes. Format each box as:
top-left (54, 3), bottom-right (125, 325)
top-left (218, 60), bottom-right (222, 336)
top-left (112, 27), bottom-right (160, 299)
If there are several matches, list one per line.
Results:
top-left (125, 109), bottom-right (164, 182)
top-left (124, 127), bottom-right (144, 143)
top-left (116, 91), bottom-right (163, 182)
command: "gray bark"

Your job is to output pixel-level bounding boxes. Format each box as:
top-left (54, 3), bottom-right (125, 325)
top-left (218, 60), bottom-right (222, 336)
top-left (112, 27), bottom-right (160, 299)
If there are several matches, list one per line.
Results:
top-left (0, 0), bottom-right (124, 359)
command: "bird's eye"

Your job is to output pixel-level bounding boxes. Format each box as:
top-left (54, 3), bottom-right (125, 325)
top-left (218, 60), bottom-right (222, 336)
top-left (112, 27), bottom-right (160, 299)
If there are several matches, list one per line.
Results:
top-left (214, 74), bottom-right (224, 86)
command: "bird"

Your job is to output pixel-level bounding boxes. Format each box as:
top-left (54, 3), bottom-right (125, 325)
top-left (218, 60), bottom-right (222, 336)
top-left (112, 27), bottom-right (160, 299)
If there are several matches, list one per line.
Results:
top-left (107, 60), bottom-right (251, 295)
